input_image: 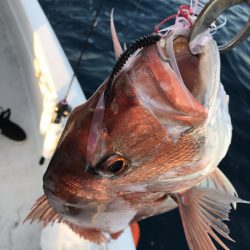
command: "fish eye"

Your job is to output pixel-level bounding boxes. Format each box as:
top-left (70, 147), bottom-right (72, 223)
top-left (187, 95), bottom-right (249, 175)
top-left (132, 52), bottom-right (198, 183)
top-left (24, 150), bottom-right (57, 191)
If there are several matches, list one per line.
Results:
top-left (96, 154), bottom-right (129, 178)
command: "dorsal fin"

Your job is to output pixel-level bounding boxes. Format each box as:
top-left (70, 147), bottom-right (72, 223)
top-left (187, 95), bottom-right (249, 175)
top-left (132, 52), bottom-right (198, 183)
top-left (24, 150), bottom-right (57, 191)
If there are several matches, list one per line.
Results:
top-left (110, 9), bottom-right (123, 59)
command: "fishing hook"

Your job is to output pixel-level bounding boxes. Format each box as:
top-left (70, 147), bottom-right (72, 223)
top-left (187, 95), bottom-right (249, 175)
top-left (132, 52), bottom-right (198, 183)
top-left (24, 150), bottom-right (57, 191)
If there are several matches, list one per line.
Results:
top-left (189, 0), bottom-right (250, 53)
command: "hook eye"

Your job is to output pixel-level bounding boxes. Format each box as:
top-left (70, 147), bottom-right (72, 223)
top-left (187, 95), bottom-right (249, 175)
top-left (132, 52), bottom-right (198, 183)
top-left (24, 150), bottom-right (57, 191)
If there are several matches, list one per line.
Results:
top-left (189, 0), bottom-right (250, 53)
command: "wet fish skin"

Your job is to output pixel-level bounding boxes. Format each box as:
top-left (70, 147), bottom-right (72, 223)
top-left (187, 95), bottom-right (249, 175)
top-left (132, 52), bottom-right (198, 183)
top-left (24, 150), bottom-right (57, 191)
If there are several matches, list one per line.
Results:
top-left (25, 31), bottom-right (248, 249)
top-left (41, 37), bottom-right (205, 229)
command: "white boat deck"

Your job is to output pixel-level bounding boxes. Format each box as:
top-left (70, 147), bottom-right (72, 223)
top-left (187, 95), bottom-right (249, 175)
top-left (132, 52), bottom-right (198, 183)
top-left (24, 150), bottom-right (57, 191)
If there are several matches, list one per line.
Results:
top-left (0, 13), bottom-right (44, 250)
top-left (0, 3), bottom-right (135, 249)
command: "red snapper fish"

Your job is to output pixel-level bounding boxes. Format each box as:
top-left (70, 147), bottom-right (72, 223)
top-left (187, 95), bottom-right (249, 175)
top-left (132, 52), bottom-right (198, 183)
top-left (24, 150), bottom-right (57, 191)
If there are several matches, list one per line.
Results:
top-left (25, 11), bottom-right (248, 250)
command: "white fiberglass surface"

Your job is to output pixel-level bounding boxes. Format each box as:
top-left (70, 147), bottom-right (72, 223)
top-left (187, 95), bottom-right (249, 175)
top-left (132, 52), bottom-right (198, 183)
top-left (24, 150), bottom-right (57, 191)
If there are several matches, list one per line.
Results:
top-left (0, 13), bottom-right (44, 250)
top-left (0, 10), bottom-right (135, 250)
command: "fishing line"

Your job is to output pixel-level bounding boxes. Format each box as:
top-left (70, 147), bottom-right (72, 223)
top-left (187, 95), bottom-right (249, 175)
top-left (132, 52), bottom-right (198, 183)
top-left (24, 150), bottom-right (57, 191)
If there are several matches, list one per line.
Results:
top-left (63, 0), bottom-right (105, 101)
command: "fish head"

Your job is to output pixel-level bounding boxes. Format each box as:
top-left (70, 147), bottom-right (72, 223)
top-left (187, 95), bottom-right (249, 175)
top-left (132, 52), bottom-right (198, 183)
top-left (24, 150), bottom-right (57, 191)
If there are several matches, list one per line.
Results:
top-left (28, 34), bottom-right (224, 236)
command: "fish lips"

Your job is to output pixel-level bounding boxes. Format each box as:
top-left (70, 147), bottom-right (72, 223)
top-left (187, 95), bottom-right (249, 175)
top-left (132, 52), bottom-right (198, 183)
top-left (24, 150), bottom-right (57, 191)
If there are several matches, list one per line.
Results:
top-left (43, 188), bottom-right (99, 226)
top-left (43, 187), bottom-right (137, 233)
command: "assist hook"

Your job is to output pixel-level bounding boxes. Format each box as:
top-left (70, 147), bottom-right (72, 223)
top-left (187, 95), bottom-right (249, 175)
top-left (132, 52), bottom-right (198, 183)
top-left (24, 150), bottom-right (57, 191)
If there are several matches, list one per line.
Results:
top-left (189, 0), bottom-right (250, 53)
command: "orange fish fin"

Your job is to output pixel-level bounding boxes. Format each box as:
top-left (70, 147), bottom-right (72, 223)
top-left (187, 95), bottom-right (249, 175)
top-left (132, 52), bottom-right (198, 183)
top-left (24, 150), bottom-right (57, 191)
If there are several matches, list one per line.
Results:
top-left (110, 8), bottom-right (123, 59)
top-left (130, 222), bottom-right (140, 247)
top-left (64, 222), bottom-right (108, 244)
top-left (24, 194), bottom-right (62, 226)
top-left (202, 169), bottom-right (237, 196)
top-left (110, 230), bottom-right (123, 240)
top-left (202, 168), bottom-right (238, 208)
top-left (175, 187), bottom-right (248, 250)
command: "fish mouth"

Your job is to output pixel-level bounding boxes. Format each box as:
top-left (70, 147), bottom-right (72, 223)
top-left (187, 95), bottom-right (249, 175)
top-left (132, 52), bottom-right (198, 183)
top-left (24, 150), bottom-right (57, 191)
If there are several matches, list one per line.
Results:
top-left (24, 194), bottom-right (108, 243)
top-left (162, 36), bottom-right (208, 109)
top-left (172, 37), bottom-right (204, 103)
top-left (169, 35), bottom-right (219, 112)
top-left (133, 34), bottom-right (219, 140)
top-left (154, 35), bottom-right (208, 104)
top-left (131, 36), bottom-right (210, 140)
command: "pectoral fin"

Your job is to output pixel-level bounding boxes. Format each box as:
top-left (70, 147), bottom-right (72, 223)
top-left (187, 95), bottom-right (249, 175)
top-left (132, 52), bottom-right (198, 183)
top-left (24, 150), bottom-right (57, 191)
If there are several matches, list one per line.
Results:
top-left (202, 168), bottom-right (237, 196)
top-left (201, 168), bottom-right (238, 208)
top-left (175, 187), bottom-right (248, 250)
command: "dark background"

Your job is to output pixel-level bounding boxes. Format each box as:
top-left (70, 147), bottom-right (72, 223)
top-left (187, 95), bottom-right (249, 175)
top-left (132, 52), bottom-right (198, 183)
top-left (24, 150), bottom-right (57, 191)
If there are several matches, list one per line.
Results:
top-left (38, 0), bottom-right (250, 249)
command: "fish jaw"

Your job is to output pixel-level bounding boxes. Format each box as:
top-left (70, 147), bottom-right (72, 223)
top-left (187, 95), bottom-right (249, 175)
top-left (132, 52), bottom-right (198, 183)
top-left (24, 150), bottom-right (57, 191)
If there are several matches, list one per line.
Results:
top-left (43, 189), bottom-right (137, 233)
top-left (24, 189), bottom-right (178, 241)
top-left (23, 194), bottom-right (109, 243)
top-left (140, 41), bottom-right (207, 123)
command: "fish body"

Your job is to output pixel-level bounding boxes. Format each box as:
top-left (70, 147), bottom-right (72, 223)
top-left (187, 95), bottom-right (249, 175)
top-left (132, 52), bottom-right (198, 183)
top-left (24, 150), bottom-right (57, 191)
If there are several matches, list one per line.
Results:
top-left (25, 18), bottom-right (247, 250)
